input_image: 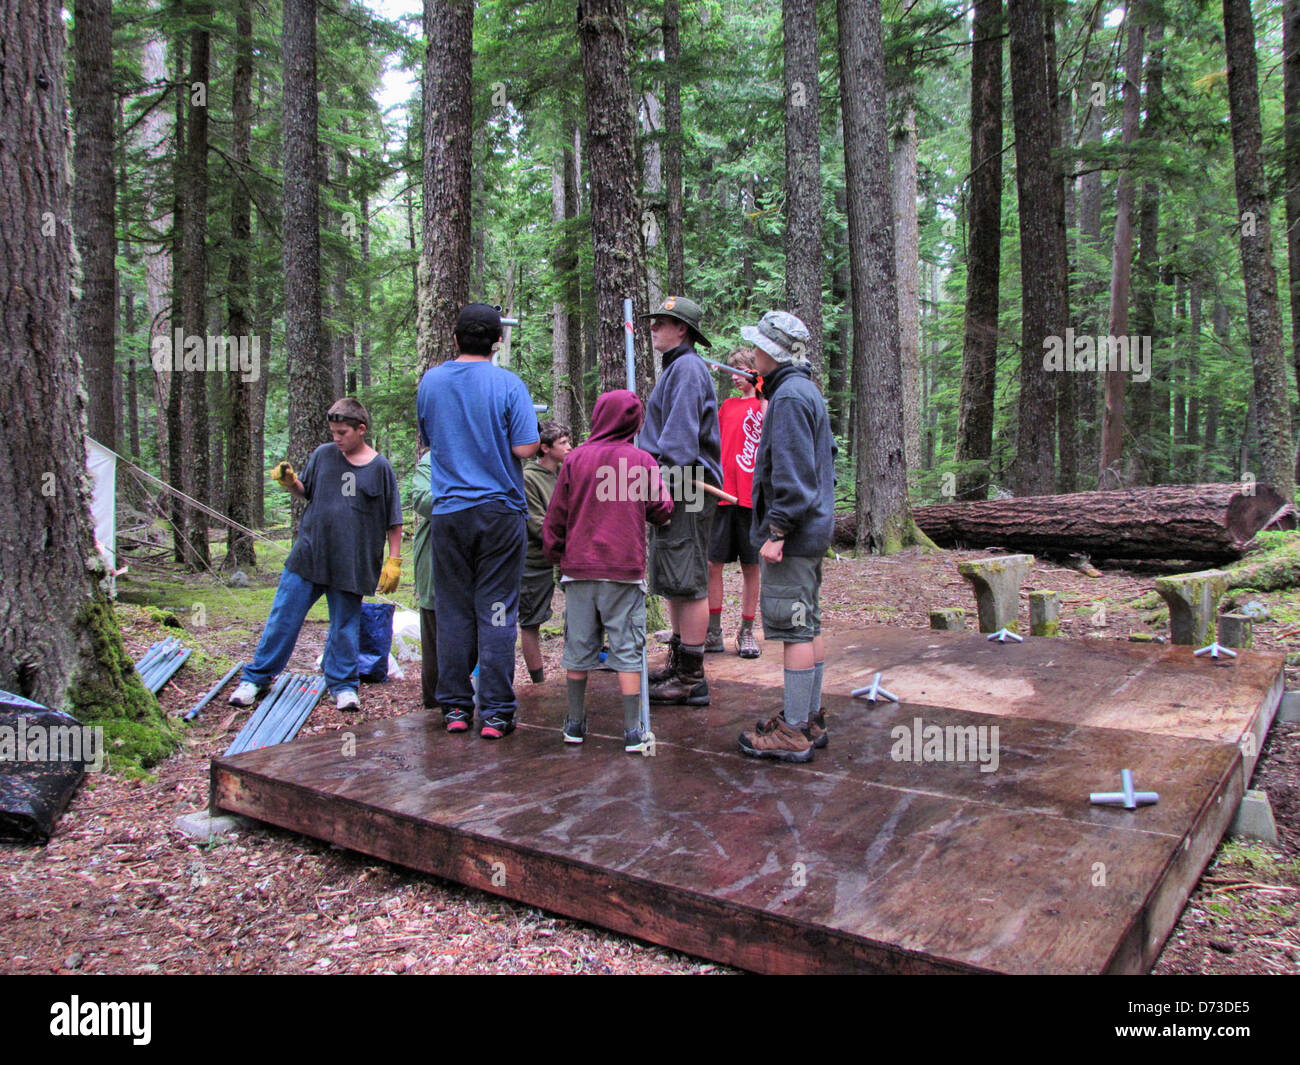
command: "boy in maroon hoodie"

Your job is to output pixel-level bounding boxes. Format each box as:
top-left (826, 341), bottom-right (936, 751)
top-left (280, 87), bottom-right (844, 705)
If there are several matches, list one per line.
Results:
top-left (543, 390), bottom-right (674, 751)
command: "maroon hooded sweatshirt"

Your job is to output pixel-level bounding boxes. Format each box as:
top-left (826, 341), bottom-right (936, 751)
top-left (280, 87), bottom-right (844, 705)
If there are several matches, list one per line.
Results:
top-left (543, 390), bottom-right (673, 581)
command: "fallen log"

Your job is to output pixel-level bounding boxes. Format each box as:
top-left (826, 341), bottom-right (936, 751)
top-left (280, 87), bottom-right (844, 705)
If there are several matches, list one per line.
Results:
top-left (832, 484), bottom-right (1293, 562)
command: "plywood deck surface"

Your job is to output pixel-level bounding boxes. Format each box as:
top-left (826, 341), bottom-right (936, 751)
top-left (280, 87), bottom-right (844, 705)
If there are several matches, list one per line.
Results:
top-left (211, 626), bottom-right (1283, 974)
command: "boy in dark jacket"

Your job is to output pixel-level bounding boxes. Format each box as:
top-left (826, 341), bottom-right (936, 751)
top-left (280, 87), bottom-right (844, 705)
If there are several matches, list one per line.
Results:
top-left (734, 312), bottom-right (836, 763)
top-left (543, 390), bottom-right (673, 752)
top-left (519, 421), bottom-right (571, 684)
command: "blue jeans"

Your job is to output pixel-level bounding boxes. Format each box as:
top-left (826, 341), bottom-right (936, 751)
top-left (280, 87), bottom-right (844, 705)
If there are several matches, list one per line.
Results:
top-left (242, 568), bottom-right (363, 696)
top-left (430, 501), bottom-right (526, 719)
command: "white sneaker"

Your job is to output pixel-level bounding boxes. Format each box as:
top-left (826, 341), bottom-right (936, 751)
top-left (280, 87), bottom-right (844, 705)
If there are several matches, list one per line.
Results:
top-left (228, 681), bottom-right (261, 707)
top-left (335, 689), bottom-right (360, 712)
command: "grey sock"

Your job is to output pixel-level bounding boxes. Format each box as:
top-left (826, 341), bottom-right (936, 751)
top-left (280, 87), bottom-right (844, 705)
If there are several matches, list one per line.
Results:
top-left (566, 677), bottom-right (587, 725)
top-left (810, 660), bottom-right (825, 719)
top-left (783, 667), bottom-right (815, 727)
top-left (622, 692), bottom-right (642, 732)
top-left (681, 642), bottom-right (706, 656)
top-left (707, 612), bottom-right (722, 635)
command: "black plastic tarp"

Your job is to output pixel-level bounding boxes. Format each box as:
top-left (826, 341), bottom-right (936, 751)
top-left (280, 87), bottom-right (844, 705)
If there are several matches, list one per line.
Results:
top-left (0, 691), bottom-right (90, 844)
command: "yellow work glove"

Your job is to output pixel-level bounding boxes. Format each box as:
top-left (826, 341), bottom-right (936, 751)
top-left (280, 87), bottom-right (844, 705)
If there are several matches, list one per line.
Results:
top-left (271, 461), bottom-right (296, 490)
top-left (378, 556), bottom-right (402, 595)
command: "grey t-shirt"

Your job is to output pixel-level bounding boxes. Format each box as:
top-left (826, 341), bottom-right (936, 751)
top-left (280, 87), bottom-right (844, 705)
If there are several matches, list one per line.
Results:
top-left (285, 443), bottom-right (402, 596)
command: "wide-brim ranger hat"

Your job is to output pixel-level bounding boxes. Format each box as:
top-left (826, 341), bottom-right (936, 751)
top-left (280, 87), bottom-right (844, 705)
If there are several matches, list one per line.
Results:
top-left (639, 296), bottom-right (711, 348)
top-left (740, 310), bottom-right (811, 366)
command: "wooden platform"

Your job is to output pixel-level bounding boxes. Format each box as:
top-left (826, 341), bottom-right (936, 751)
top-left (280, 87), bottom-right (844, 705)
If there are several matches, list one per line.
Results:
top-left (210, 626), bottom-right (1284, 974)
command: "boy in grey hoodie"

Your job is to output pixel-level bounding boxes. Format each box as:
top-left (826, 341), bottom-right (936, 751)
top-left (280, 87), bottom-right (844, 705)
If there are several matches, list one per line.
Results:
top-left (734, 311), bottom-right (836, 763)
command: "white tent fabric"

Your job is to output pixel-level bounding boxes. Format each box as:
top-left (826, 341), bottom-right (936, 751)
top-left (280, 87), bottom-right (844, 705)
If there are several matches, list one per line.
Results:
top-left (86, 437), bottom-right (117, 594)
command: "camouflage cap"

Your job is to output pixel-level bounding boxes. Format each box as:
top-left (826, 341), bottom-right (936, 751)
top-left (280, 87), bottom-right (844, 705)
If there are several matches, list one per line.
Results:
top-left (740, 310), bottom-right (811, 366)
top-left (640, 295), bottom-right (711, 348)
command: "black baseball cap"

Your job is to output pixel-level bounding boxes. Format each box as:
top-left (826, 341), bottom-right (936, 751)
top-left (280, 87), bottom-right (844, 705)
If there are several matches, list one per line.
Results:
top-left (454, 302), bottom-right (503, 337)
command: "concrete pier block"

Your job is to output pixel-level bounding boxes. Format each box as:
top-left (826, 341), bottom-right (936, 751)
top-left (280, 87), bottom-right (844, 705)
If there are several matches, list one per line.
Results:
top-left (1280, 691), bottom-right (1300, 724)
top-left (957, 554), bottom-right (1033, 634)
top-left (929, 609), bottom-right (966, 631)
top-left (174, 809), bottom-right (250, 840)
top-left (1217, 613), bottom-right (1254, 649)
top-left (1029, 591), bottom-right (1060, 637)
top-left (1229, 790), bottom-right (1278, 844)
top-left (1153, 570), bottom-right (1230, 646)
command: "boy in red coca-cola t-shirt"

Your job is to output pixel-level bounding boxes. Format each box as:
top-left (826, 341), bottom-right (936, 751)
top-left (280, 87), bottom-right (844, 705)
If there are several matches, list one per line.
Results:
top-left (706, 349), bottom-right (765, 659)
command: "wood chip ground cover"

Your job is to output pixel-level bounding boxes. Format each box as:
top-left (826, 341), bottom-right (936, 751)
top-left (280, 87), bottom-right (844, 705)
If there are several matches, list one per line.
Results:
top-left (2, 548), bottom-right (1295, 974)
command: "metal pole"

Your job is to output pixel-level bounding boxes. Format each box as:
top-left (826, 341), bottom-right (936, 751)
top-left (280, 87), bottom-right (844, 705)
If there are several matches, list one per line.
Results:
top-left (696, 354), bottom-right (758, 383)
top-left (184, 662), bottom-right (244, 721)
top-left (625, 297), bottom-right (652, 744)
top-left (247, 675), bottom-right (300, 750)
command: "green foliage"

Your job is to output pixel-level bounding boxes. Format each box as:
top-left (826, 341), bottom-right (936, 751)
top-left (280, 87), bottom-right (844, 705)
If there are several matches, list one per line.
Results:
top-left (102, 0), bottom-right (1296, 512)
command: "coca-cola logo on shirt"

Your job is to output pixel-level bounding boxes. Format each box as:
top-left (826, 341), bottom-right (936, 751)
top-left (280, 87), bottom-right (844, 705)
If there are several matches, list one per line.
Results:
top-left (736, 407), bottom-right (763, 474)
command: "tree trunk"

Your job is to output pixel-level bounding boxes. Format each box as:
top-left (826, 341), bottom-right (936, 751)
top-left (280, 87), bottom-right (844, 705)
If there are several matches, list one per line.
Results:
top-left (1100, 16), bottom-right (1143, 485)
top-left (225, 0), bottom-right (255, 569)
top-left (1008, 0), bottom-right (1062, 495)
top-left (1223, 0), bottom-right (1296, 501)
top-left (784, 0), bottom-right (823, 375)
top-left (663, 0), bottom-right (684, 296)
top-left (123, 269), bottom-right (140, 458)
top-left (741, 175), bottom-right (755, 308)
top-left (565, 130), bottom-right (586, 431)
top-left (854, 484), bottom-right (1293, 562)
top-left (72, 0), bottom-right (117, 450)
top-left (1287, 0), bottom-right (1300, 469)
top-left (829, 181), bottom-right (850, 440)
top-left (839, 0), bottom-right (910, 553)
top-left (139, 33), bottom-right (173, 485)
top-left (284, 0), bottom-right (331, 516)
top-left (419, 0), bottom-right (473, 371)
top-left (955, 0), bottom-right (1002, 502)
top-left (359, 181), bottom-right (372, 389)
top-left (1076, 7), bottom-right (1105, 482)
top-left (0, 0), bottom-right (173, 762)
top-left (551, 147), bottom-right (572, 429)
top-left (1130, 19), bottom-right (1164, 484)
top-left (168, 32), bottom-right (186, 562)
top-left (1047, 3), bottom-right (1076, 494)
top-left (578, 0), bottom-right (649, 396)
top-left (892, 95), bottom-right (921, 470)
top-left (180, 4), bottom-right (211, 569)
top-left (640, 88), bottom-right (664, 308)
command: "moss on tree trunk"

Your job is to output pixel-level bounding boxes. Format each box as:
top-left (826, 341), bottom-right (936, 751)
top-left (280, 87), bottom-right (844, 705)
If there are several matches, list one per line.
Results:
top-left (66, 592), bottom-right (181, 777)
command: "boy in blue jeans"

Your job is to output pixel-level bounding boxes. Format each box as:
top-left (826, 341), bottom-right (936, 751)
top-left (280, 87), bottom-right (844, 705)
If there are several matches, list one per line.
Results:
top-left (230, 399), bottom-right (403, 712)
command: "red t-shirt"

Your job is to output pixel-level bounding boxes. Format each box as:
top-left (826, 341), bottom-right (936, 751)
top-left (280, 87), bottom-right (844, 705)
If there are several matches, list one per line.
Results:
top-left (717, 396), bottom-right (764, 508)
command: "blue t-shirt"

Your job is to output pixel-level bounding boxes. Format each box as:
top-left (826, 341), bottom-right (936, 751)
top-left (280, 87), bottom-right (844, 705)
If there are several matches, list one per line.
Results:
top-left (416, 359), bottom-right (539, 515)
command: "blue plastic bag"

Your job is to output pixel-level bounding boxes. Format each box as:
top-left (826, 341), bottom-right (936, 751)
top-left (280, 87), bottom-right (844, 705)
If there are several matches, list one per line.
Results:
top-left (358, 602), bottom-right (395, 683)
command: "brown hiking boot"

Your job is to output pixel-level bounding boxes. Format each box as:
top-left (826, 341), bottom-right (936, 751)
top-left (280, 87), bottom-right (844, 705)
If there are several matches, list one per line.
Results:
top-left (753, 708), bottom-right (827, 749)
top-left (648, 648), bottom-right (710, 706)
top-left (736, 626), bottom-right (760, 659)
top-left (738, 715), bottom-right (813, 762)
top-left (649, 634), bottom-right (681, 684)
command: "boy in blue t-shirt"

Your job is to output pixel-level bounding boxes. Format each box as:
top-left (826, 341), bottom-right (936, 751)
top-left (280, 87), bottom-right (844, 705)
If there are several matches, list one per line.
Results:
top-left (415, 303), bottom-right (539, 738)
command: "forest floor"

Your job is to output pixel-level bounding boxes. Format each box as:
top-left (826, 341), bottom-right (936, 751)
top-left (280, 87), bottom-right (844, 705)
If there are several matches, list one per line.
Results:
top-left (2, 542), bottom-right (1298, 975)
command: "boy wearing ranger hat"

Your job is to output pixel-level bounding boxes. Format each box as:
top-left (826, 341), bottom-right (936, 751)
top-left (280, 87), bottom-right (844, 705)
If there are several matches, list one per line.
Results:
top-left (637, 295), bottom-right (723, 706)
top-left (734, 310), bottom-right (836, 763)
